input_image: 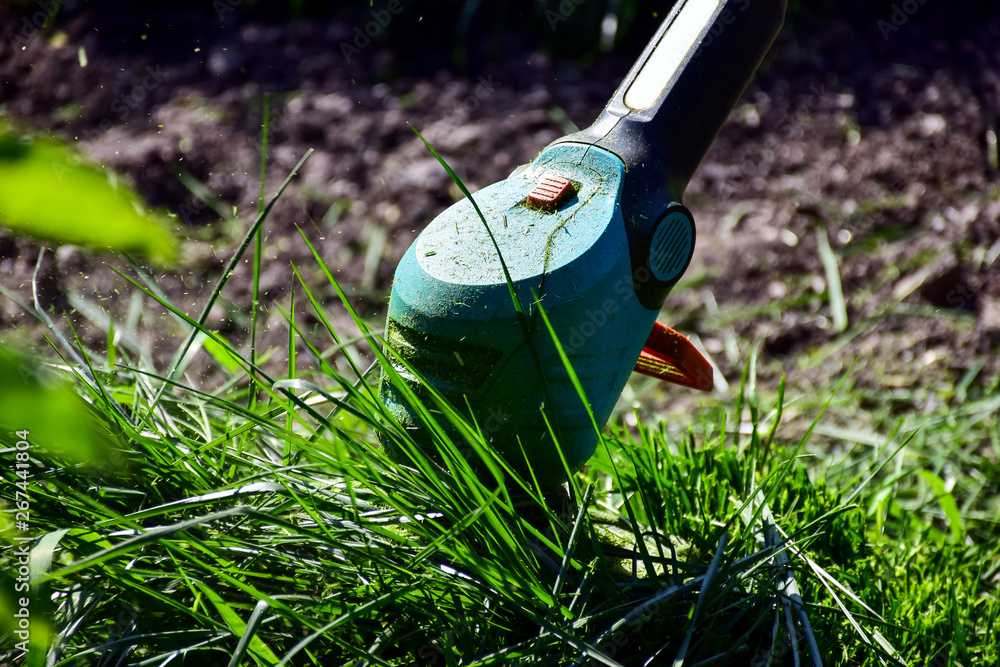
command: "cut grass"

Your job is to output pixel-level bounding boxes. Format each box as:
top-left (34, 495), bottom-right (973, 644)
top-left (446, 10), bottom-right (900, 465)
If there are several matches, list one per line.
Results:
top-left (0, 154), bottom-right (997, 667)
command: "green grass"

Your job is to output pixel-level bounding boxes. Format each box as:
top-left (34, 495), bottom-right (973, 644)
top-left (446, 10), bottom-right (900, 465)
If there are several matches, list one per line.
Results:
top-left (1, 149), bottom-right (998, 667)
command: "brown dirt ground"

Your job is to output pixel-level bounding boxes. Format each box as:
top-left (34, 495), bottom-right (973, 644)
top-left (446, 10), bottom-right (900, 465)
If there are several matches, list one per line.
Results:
top-left (1, 2), bottom-right (998, 434)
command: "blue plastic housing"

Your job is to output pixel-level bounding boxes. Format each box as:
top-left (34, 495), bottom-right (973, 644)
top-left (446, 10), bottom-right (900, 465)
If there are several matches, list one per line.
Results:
top-left (381, 143), bottom-right (662, 481)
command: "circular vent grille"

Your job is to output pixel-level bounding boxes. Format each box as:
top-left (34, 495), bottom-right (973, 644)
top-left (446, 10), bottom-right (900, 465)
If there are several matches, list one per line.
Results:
top-left (649, 211), bottom-right (694, 282)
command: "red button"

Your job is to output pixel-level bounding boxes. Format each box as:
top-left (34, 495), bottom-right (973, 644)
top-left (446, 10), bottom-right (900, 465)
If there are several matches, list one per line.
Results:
top-left (527, 175), bottom-right (575, 212)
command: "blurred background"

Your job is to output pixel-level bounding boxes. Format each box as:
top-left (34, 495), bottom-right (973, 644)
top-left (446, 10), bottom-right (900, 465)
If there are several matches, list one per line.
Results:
top-left (1, 0), bottom-right (998, 431)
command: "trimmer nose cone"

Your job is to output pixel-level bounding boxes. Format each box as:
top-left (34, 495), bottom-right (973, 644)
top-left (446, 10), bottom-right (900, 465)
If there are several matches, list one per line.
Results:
top-left (379, 143), bottom-right (643, 483)
top-left (380, 0), bottom-right (788, 476)
top-left (633, 321), bottom-right (714, 392)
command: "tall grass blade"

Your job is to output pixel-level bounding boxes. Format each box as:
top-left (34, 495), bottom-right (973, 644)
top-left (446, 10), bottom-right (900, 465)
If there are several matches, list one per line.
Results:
top-left (153, 149), bottom-right (313, 408)
top-left (816, 223), bottom-right (847, 333)
top-left (410, 126), bottom-right (563, 448)
top-left (226, 600), bottom-right (271, 667)
top-left (197, 583), bottom-right (280, 667)
top-left (250, 93), bottom-right (271, 410)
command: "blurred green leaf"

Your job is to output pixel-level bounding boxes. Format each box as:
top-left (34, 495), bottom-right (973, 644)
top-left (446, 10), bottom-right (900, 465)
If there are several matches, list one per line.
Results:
top-left (203, 333), bottom-right (243, 372)
top-left (0, 346), bottom-right (111, 465)
top-left (917, 470), bottom-right (966, 543)
top-left (0, 129), bottom-right (177, 265)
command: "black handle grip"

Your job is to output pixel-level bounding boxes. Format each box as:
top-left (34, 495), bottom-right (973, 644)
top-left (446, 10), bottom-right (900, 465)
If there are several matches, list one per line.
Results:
top-left (581, 0), bottom-right (786, 193)
top-left (551, 0), bottom-right (786, 309)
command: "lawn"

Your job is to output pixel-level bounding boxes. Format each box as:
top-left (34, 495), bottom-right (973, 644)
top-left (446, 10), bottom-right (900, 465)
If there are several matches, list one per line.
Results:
top-left (0, 127), bottom-right (997, 665)
top-left (1, 1), bottom-right (999, 665)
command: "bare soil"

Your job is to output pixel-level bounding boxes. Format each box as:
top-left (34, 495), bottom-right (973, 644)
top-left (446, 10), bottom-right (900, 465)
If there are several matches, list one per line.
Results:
top-left (1, 1), bottom-right (998, 423)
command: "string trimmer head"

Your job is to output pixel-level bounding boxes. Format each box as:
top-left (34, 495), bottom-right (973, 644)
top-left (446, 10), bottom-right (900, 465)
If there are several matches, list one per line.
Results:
top-left (381, 0), bottom-right (787, 482)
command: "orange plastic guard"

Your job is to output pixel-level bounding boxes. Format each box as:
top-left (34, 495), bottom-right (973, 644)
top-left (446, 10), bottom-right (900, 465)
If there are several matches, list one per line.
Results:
top-left (633, 321), bottom-right (714, 392)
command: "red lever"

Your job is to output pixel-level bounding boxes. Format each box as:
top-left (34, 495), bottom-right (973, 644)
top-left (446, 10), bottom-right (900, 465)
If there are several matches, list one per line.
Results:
top-left (633, 321), bottom-right (714, 392)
